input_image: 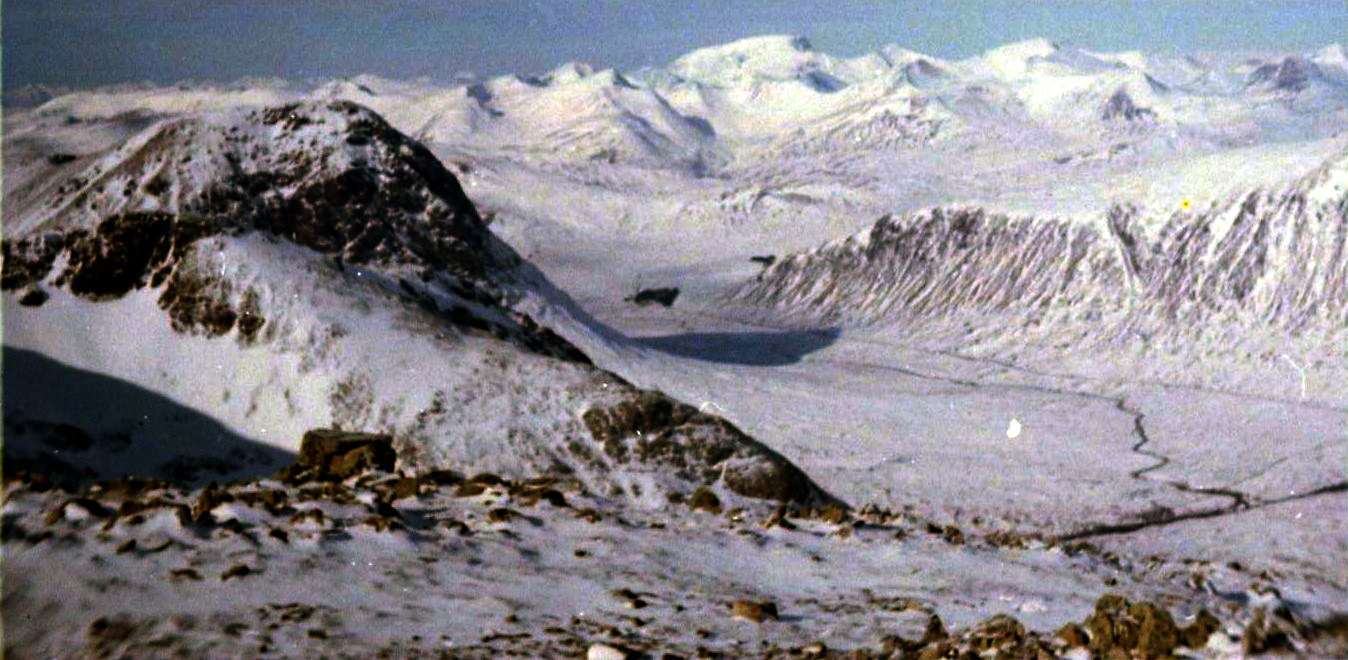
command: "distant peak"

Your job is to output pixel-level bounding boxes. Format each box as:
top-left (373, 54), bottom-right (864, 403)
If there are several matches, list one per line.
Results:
top-left (982, 37), bottom-right (1060, 59)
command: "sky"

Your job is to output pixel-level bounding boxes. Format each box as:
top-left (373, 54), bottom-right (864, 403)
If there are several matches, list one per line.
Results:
top-left (4, 0), bottom-right (1345, 90)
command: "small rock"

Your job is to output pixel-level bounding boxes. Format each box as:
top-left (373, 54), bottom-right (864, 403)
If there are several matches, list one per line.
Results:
top-left (731, 599), bottom-right (779, 623)
top-left (466, 472), bottom-right (507, 487)
top-left (688, 487), bottom-right (722, 515)
top-left (420, 469), bottom-right (464, 486)
top-left (1181, 609), bottom-right (1221, 648)
top-left (220, 564), bottom-right (252, 581)
top-left (18, 287), bottom-right (50, 307)
top-left (454, 482), bottom-right (488, 497)
top-left (169, 568), bottom-right (203, 581)
top-left (384, 477), bottom-right (420, 500)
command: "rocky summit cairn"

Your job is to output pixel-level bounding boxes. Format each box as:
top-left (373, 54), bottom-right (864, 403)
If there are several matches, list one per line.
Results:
top-left (276, 429), bottom-right (397, 483)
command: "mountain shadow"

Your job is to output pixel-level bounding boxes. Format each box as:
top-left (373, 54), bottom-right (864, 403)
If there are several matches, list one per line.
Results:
top-left (2, 346), bottom-right (293, 488)
top-left (637, 327), bottom-right (841, 366)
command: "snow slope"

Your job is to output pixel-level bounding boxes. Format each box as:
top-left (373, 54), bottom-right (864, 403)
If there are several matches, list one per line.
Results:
top-left (1, 100), bottom-right (833, 509)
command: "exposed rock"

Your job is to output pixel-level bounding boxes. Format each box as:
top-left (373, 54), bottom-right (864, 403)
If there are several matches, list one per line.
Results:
top-left (2, 232), bottom-right (65, 290)
top-left (168, 568), bottom-right (203, 581)
top-left (220, 563), bottom-right (253, 581)
top-left (1101, 88), bottom-right (1156, 121)
top-left (628, 287), bottom-right (680, 307)
top-left (86, 615), bottom-right (142, 658)
top-left (1181, 609), bottom-right (1221, 649)
top-left (731, 599), bottom-right (779, 623)
top-left (289, 429), bottom-right (397, 481)
top-left (964, 613), bottom-right (1029, 654)
top-left (17, 287), bottom-right (49, 306)
top-left (687, 487), bottom-right (723, 514)
top-left (191, 483), bottom-right (234, 522)
top-left (1085, 593), bottom-right (1183, 658)
top-left (58, 212), bottom-right (175, 300)
top-left (1056, 621), bottom-right (1090, 648)
top-left (581, 388), bottom-right (834, 504)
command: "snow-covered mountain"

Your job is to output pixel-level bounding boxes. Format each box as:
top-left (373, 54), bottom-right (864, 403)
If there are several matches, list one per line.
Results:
top-left (6, 35), bottom-right (1348, 659)
top-left (727, 145), bottom-right (1348, 406)
top-left (1, 100), bottom-right (834, 508)
top-left (16, 35), bottom-right (1345, 176)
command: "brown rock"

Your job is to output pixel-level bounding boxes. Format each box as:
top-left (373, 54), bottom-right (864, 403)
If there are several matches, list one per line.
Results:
top-left (731, 599), bottom-right (779, 623)
top-left (1057, 621), bottom-right (1090, 648)
top-left (966, 614), bottom-right (1028, 653)
top-left (385, 477), bottom-right (420, 500)
top-left (292, 429), bottom-right (396, 481)
top-left (1086, 593), bottom-right (1183, 659)
top-left (192, 483), bottom-right (234, 522)
top-left (466, 472), bottom-right (507, 486)
top-left (1242, 608), bottom-right (1296, 655)
top-left (688, 487), bottom-right (722, 514)
top-left (420, 469), bottom-right (464, 486)
top-left (1181, 609), bottom-right (1221, 649)
top-left (454, 482), bottom-right (487, 497)
top-left (169, 567), bottom-right (203, 581)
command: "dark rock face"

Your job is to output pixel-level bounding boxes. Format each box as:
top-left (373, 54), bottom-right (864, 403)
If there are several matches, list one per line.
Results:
top-left (1, 232), bottom-right (65, 291)
top-left (16, 209), bottom-right (265, 340)
top-left (191, 101), bottom-right (500, 283)
top-left (581, 388), bottom-right (833, 504)
top-left (1248, 57), bottom-right (1317, 93)
top-left (57, 212), bottom-right (175, 300)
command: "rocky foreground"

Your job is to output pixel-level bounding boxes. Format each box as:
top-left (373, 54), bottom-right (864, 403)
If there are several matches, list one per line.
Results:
top-left (4, 430), bottom-right (1345, 659)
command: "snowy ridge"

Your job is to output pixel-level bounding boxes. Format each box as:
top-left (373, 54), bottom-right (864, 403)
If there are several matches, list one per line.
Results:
top-left (18, 37), bottom-right (1346, 175)
top-left (732, 147), bottom-right (1348, 342)
top-left (2, 100), bottom-right (835, 507)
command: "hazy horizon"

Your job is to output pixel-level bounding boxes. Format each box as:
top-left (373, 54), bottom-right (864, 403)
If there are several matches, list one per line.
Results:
top-left (4, 0), bottom-right (1346, 91)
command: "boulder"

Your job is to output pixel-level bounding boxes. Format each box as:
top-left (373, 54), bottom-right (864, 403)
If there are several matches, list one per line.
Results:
top-left (280, 429), bottom-right (397, 482)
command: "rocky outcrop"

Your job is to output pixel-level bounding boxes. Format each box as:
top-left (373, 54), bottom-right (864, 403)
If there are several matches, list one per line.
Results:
top-left (581, 388), bottom-right (833, 504)
top-left (1, 101), bottom-right (589, 363)
top-left (1101, 88), bottom-right (1155, 121)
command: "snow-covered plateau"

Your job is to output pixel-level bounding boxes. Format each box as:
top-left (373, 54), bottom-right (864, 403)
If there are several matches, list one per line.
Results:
top-left (3, 35), bottom-right (1346, 658)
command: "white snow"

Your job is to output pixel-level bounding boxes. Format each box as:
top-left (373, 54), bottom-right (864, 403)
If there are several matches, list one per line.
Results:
top-left (4, 34), bottom-right (1348, 658)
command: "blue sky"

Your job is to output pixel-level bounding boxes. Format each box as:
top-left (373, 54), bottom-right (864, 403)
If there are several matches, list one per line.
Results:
top-left (4, 1), bottom-right (1344, 89)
